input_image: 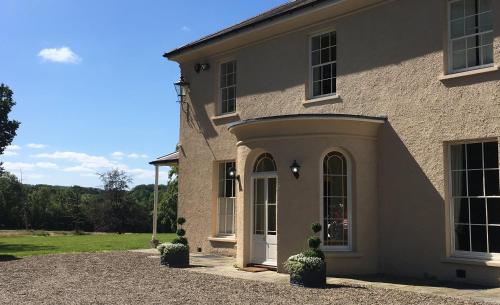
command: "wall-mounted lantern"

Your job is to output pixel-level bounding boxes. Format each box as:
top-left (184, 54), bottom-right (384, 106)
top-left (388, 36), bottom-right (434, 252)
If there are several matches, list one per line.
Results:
top-left (174, 76), bottom-right (189, 103)
top-left (228, 166), bottom-right (238, 180)
top-left (290, 160), bottom-right (300, 179)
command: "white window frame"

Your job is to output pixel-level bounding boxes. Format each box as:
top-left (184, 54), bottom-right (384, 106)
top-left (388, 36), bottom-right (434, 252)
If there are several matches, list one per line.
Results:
top-left (448, 0), bottom-right (494, 74)
top-left (217, 161), bottom-right (236, 236)
top-left (448, 140), bottom-right (500, 260)
top-left (309, 29), bottom-right (337, 99)
top-left (218, 60), bottom-right (237, 115)
top-left (319, 148), bottom-right (353, 251)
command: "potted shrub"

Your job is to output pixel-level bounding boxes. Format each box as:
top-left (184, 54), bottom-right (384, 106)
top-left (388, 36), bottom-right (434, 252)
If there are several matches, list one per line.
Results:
top-left (158, 217), bottom-right (189, 268)
top-left (284, 223), bottom-right (326, 288)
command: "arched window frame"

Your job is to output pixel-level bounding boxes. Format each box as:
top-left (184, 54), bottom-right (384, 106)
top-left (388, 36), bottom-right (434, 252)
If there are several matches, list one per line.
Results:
top-left (253, 153), bottom-right (277, 173)
top-left (319, 148), bottom-right (353, 251)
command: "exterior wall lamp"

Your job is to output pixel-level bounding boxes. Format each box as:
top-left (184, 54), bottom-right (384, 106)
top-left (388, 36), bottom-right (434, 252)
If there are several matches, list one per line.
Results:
top-left (228, 166), bottom-right (239, 180)
top-left (174, 76), bottom-right (189, 103)
top-left (290, 160), bottom-right (300, 179)
top-left (194, 63), bottom-right (210, 73)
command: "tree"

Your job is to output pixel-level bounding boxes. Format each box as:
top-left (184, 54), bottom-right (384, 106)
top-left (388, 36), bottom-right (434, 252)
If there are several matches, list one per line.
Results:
top-left (159, 165), bottom-right (178, 232)
top-left (0, 172), bottom-right (25, 229)
top-left (98, 169), bottom-right (134, 234)
top-left (0, 84), bottom-right (21, 173)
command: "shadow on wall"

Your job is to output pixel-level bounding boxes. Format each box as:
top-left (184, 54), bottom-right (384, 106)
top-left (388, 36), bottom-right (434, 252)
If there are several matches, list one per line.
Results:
top-left (378, 122), bottom-right (445, 278)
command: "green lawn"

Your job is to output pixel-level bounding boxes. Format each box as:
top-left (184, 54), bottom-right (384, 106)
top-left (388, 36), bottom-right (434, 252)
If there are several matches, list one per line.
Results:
top-left (0, 232), bottom-right (175, 258)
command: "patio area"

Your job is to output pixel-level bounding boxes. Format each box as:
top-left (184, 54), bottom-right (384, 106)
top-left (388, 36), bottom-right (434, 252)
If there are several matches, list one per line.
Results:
top-left (0, 250), bottom-right (498, 305)
top-left (134, 249), bottom-right (500, 304)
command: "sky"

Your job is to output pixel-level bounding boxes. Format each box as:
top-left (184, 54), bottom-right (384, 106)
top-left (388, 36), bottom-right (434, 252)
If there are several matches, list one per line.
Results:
top-left (0, 0), bottom-right (285, 187)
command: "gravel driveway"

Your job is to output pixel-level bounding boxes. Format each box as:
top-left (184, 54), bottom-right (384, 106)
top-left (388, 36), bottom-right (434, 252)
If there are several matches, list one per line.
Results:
top-left (0, 252), bottom-right (489, 305)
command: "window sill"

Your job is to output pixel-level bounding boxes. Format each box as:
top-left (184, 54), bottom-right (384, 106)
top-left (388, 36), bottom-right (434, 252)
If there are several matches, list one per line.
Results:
top-left (439, 66), bottom-right (499, 81)
top-left (303, 94), bottom-right (341, 106)
top-left (441, 256), bottom-right (500, 268)
top-left (208, 236), bottom-right (237, 243)
top-left (323, 251), bottom-right (362, 259)
top-left (211, 112), bottom-right (240, 125)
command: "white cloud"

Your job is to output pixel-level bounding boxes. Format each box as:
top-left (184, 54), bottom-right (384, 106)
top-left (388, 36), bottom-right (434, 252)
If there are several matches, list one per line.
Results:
top-left (3, 145), bottom-right (21, 156)
top-left (33, 151), bottom-right (115, 169)
top-left (3, 161), bottom-right (59, 171)
top-left (111, 151), bottom-right (125, 159)
top-left (35, 162), bottom-right (58, 169)
top-left (63, 166), bottom-right (95, 173)
top-left (181, 26), bottom-right (191, 32)
top-left (27, 143), bottom-right (48, 149)
top-left (111, 152), bottom-right (148, 159)
top-left (38, 47), bottom-right (81, 64)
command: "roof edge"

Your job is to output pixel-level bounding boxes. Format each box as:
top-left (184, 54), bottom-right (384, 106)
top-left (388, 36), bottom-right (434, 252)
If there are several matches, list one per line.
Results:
top-left (228, 113), bottom-right (388, 130)
top-left (164, 0), bottom-right (335, 60)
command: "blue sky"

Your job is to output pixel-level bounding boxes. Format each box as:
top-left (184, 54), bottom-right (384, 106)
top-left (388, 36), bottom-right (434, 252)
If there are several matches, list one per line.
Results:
top-left (0, 0), bottom-right (285, 187)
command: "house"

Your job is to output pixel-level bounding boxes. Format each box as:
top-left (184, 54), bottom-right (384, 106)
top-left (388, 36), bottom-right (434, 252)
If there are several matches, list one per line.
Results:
top-left (162, 0), bottom-right (500, 286)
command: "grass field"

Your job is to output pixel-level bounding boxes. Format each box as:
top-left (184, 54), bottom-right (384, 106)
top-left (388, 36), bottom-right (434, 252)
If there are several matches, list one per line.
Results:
top-left (0, 231), bottom-right (175, 258)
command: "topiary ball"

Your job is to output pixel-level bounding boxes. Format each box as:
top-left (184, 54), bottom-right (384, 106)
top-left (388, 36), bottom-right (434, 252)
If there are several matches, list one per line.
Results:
top-left (176, 228), bottom-right (186, 237)
top-left (177, 217), bottom-right (186, 225)
top-left (308, 236), bottom-right (321, 249)
top-left (311, 223), bottom-right (322, 233)
top-left (172, 236), bottom-right (188, 246)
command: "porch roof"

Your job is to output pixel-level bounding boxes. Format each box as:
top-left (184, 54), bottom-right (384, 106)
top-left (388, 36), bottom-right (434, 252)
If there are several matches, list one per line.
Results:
top-left (149, 151), bottom-right (179, 166)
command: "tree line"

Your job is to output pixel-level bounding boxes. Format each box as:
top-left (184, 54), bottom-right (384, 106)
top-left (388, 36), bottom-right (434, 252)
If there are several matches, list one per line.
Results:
top-left (0, 168), bottom-right (178, 233)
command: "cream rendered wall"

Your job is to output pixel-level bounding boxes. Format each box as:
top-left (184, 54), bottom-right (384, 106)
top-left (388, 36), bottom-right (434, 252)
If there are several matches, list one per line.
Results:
top-left (176, 0), bottom-right (500, 285)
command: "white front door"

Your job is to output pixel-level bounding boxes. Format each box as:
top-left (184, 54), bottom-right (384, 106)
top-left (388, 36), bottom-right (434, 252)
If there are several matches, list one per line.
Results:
top-left (251, 175), bottom-right (277, 266)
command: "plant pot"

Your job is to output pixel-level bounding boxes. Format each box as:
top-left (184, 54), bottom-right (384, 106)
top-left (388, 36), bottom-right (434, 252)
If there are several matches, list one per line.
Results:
top-left (160, 250), bottom-right (189, 268)
top-left (289, 264), bottom-right (326, 288)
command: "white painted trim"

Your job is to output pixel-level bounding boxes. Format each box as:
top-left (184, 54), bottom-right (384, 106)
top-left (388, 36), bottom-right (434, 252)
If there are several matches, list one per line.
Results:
top-left (303, 94), bottom-right (341, 106)
top-left (249, 153), bottom-right (278, 266)
top-left (439, 65), bottom-right (499, 80)
top-left (447, 140), bottom-right (500, 261)
top-left (319, 147), bottom-right (353, 252)
top-left (308, 28), bottom-right (337, 99)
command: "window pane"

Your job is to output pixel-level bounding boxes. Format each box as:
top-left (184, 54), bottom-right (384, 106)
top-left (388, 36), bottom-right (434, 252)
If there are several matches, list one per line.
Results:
top-left (330, 32), bottom-right (337, 46)
top-left (480, 32), bottom-right (493, 46)
top-left (313, 81), bottom-right (321, 96)
top-left (480, 0), bottom-right (492, 12)
top-left (467, 48), bottom-right (480, 67)
top-left (320, 33), bottom-right (330, 48)
top-left (452, 171), bottom-right (467, 196)
top-left (330, 46), bottom-right (337, 62)
top-left (467, 143), bottom-right (483, 169)
top-left (487, 198), bottom-right (500, 224)
top-left (468, 170), bottom-right (483, 196)
top-left (464, 15), bottom-right (477, 35)
top-left (471, 225), bottom-right (487, 252)
top-left (453, 38), bottom-right (467, 51)
top-left (470, 198), bottom-right (486, 224)
top-left (485, 170), bottom-right (500, 195)
top-left (332, 79), bottom-right (337, 94)
top-left (451, 19), bottom-right (465, 38)
top-left (312, 50), bottom-right (320, 66)
top-left (268, 178), bottom-right (276, 204)
top-left (312, 36), bottom-right (320, 51)
top-left (484, 142), bottom-right (499, 168)
top-left (322, 64), bottom-right (332, 79)
top-left (451, 144), bottom-right (466, 170)
top-left (255, 179), bottom-right (265, 204)
top-left (455, 224), bottom-right (470, 251)
top-left (313, 67), bottom-right (321, 82)
top-left (321, 48), bottom-right (330, 64)
top-left (453, 50), bottom-right (467, 70)
top-left (479, 11), bottom-right (492, 31)
top-left (255, 204), bottom-right (264, 234)
top-left (488, 226), bottom-right (500, 253)
top-left (451, 1), bottom-right (465, 19)
top-left (227, 99), bottom-right (235, 113)
top-left (454, 198), bottom-right (469, 223)
top-left (465, 0), bottom-right (478, 16)
top-left (322, 79), bottom-right (331, 95)
top-left (268, 204), bottom-right (276, 232)
top-left (482, 45), bottom-right (494, 65)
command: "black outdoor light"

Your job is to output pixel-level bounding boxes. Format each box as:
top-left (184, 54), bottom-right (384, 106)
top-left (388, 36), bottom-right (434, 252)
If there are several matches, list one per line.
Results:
top-left (228, 166), bottom-right (238, 179)
top-left (173, 75), bottom-right (189, 103)
top-left (290, 160), bottom-right (300, 179)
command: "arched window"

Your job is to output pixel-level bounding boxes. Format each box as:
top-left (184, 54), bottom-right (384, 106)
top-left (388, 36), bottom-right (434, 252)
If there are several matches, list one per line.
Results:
top-left (254, 153), bottom-right (277, 172)
top-left (322, 151), bottom-right (351, 249)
